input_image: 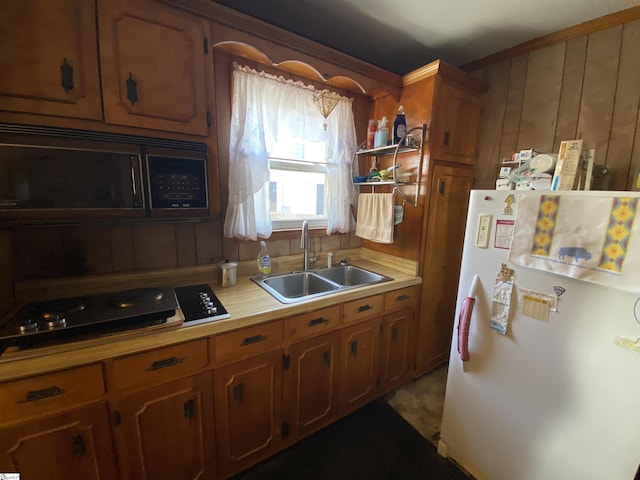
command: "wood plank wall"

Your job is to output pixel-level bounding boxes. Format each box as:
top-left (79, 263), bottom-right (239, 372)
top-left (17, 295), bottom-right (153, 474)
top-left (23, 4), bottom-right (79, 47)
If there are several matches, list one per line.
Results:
top-left (472, 18), bottom-right (640, 191)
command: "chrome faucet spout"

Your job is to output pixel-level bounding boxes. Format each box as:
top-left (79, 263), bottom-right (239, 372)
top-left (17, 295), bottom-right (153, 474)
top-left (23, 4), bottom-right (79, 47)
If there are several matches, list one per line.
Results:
top-left (301, 220), bottom-right (310, 271)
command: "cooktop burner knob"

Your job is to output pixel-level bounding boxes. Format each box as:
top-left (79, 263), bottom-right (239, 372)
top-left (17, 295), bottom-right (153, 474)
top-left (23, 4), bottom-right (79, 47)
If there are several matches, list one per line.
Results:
top-left (43, 314), bottom-right (66, 329)
top-left (19, 320), bottom-right (39, 334)
top-left (206, 306), bottom-right (217, 315)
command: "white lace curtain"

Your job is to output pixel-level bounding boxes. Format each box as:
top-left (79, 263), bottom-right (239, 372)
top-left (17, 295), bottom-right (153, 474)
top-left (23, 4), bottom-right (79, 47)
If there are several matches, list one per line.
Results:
top-left (223, 64), bottom-right (358, 240)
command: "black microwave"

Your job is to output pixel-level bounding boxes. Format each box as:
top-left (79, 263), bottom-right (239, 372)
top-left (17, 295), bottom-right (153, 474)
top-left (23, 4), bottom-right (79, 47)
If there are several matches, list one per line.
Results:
top-left (0, 125), bottom-right (209, 225)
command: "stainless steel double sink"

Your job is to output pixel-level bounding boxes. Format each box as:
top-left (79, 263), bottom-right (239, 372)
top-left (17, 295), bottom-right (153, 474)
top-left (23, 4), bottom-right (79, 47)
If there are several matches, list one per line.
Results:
top-left (251, 265), bottom-right (392, 304)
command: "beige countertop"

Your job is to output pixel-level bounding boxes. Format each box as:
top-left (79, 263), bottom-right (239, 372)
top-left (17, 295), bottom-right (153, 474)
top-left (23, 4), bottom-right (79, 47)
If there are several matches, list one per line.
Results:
top-left (0, 249), bottom-right (421, 382)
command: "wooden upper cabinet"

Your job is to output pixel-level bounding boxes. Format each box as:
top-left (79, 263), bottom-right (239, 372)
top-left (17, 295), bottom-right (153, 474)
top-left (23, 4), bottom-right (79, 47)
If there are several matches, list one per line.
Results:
top-left (0, 0), bottom-right (102, 120)
top-left (97, 0), bottom-right (212, 135)
top-left (430, 79), bottom-right (483, 165)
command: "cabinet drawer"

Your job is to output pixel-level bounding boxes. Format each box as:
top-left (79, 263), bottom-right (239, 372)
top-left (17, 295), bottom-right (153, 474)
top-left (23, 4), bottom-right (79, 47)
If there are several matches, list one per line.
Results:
top-left (287, 306), bottom-right (340, 343)
top-left (213, 320), bottom-right (283, 365)
top-left (0, 363), bottom-right (104, 424)
top-left (110, 339), bottom-right (208, 391)
top-left (343, 295), bottom-right (383, 324)
top-left (384, 286), bottom-right (419, 312)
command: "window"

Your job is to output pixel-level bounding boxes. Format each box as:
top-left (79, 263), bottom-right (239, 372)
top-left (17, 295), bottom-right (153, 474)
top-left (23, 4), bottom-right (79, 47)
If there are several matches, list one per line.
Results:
top-left (269, 138), bottom-right (328, 230)
top-left (224, 64), bottom-right (357, 241)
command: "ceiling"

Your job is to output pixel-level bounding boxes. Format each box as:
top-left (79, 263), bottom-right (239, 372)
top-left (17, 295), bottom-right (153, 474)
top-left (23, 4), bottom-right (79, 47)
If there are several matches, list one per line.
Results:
top-left (214, 0), bottom-right (640, 75)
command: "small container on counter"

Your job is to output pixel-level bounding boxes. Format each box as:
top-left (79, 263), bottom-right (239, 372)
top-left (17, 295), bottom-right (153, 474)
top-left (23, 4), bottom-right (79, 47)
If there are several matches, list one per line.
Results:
top-left (366, 119), bottom-right (377, 150)
top-left (218, 260), bottom-right (238, 287)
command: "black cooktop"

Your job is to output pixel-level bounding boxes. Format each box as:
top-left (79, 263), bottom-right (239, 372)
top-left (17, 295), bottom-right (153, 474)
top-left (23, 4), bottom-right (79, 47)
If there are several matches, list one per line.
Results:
top-left (0, 286), bottom-right (178, 353)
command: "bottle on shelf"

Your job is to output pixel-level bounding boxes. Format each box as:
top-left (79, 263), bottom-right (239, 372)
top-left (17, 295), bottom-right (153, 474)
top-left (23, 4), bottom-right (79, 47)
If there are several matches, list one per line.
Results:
top-left (374, 116), bottom-right (388, 148)
top-left (393, 105), bottom-right (407, 145)
top-left (366, 119), bottom-right (377, 150)
top-left (257, 241), bottom-right (271, 274)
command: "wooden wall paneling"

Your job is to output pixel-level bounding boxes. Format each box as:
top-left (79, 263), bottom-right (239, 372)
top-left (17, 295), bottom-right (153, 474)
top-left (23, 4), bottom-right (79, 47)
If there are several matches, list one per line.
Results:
top-left (12, 228), bottom-right (66, 280)
top-left (553, 37), bottom-right (588, 151)
top-left (175, 223), bottom-right (198, 267)
top-left (474, 62), bottom-right (511, 189)
top-left (132, 224), bottom-right (178, 270)
top-left (576, 27), bottom-right (622, 169)
top-left (195, 217), bottom-right (223, 265)
top-left (518, 44), bottom-right (565, 154)
top-left (63, 227), bottom-right (113, 275)
top-left (0, 230), bottom-right (14, 316)
top-left (500, 55), bottom-right (528, 160)
top-left (110, 226), bottom-right (136, 273)
top-left (607, 20), bottom-right (640, 191)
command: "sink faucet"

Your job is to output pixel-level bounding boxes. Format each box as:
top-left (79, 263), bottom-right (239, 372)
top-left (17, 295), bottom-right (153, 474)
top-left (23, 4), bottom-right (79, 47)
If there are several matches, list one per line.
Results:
top-left (301, 220), bottom-right (310, 270)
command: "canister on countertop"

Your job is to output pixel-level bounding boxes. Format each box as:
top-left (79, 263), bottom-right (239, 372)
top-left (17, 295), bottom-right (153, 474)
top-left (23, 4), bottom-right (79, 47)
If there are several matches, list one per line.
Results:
top-left (218, 260), bottom-right (238, 287)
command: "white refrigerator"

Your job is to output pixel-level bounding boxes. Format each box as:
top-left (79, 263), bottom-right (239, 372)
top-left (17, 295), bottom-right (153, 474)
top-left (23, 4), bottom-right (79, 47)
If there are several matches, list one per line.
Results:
top-left (439, 189), bottom-right (640, 480)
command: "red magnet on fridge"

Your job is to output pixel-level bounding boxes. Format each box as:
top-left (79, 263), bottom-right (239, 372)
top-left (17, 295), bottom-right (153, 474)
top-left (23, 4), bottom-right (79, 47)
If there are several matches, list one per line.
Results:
top-left (458, 274), bottom-right (480, 362)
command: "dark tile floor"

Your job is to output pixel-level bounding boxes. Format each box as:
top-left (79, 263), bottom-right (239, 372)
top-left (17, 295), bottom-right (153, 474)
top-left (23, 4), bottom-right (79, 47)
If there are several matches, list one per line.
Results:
top-left (231, 396), bottom-right (468, 480)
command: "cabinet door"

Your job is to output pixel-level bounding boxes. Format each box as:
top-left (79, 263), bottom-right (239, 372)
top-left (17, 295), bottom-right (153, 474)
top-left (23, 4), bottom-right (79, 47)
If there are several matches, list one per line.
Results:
top-left (416, 164), bottom-right (473, 375)
top-left (98, 0), bottom-right (211, 135)
top-left (338, 318), bottom-right (381, 415)
top-left (283, 332), bottom-right (340, 443)
top-left (110, 373), bottom-right (216, 480)
top-left (0, 402), bottom-right (117, 479)
top-left (0, 0), bottom-right (102, 120)
top-left (380, 308), bottom-right (414, 394)
top-left (214, 350), bottom-right (283, 477)
top-left (431, 80), bottom-right (483, 165)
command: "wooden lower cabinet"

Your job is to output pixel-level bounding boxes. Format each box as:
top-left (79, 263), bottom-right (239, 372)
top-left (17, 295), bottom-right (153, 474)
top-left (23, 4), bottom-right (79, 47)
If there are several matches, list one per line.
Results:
top-left (110, 372), bottom-right (216, 480)
top-left (380, 308), bottom-right (415, 394)
top-left (214, 350), bottom-right (283, 478)
top-left (338, 318), bottom-right (381, 415)
top-left (0, 401), bottom-right (118, 479)
top-left (283, 331), bottom-right (340, 444)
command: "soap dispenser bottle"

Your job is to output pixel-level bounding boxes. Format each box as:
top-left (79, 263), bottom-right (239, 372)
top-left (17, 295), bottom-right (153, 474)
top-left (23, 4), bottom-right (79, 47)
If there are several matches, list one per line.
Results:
top-left (393, 105), bottom-right (407, 145)
top-left (257, 241), bottom-right (271, 274)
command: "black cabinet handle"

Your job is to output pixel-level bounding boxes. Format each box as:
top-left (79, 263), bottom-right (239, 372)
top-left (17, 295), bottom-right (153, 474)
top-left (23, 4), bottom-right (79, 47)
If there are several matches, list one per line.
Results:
top-left (443, 130), bottom-right (450, 146)
top-left (19, 386), bottom-right (64, 403)
top-left (357, 304), bottom-right (372, 313)
top-left (241, 334), bottom-right (266, 346)
top-left (391, 326), bottom-right (398, 341)
top-left (147, 356), bottom-right (182, 371)
top-left (71, 435), bottom-right (85, 458)
top-left (126, 72), bottom-right (138, 106)
top-left (309, 317), bottom-right (328, 327)
top-left (396, 294), bottom-right (409, 302)
top-left (233, 383), bottom-right (244, 403)
top-left (184, 399), bottom-right (195, 420)
top-left (350, 340), bottom-right (358, 357)
top-left (323, 350), bottom-right (331, 366)
top-left (60, 58), bottom-right (74, 93)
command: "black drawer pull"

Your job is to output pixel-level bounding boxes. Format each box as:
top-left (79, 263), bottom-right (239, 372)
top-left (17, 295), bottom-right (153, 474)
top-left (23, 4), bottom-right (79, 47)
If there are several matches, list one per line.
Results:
top-left (396, 294), bottom-right (409, 302)
top-left (147, 356), bottom-right (182, 371)
top-left (309, 317), bottom-right (328, 327)
top-left (241, 334), bottom-right (267, 346)
top-left (19, 385), bottom-right (65, 403)
top-left (357, 304), bottom-right (372, 313)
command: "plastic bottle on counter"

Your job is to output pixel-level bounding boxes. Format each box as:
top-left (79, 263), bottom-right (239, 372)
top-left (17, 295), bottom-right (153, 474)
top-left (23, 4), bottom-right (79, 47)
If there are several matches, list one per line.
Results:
top-left (374, 116), bottom-right (388, 148)
top-left (257, 241), bottom-right (271, 274)
top-left (393, 105), bottom-right (407, 145)
top-left (366, 119), bottom-right (377, 150)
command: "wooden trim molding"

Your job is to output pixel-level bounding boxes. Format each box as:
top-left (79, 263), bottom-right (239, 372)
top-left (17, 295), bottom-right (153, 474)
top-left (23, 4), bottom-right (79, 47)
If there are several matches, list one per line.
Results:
top-left (462, 5), bottom-right (640, 72)
top-left (163, 0), bottom-right (402, 95)
top-left (403, 60), bottom-right (488, 94)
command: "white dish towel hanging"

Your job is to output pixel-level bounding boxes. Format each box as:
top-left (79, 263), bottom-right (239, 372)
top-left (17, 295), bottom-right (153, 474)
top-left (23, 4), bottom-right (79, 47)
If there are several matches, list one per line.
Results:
top-left (355, 193), bottom-right (394, 243)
